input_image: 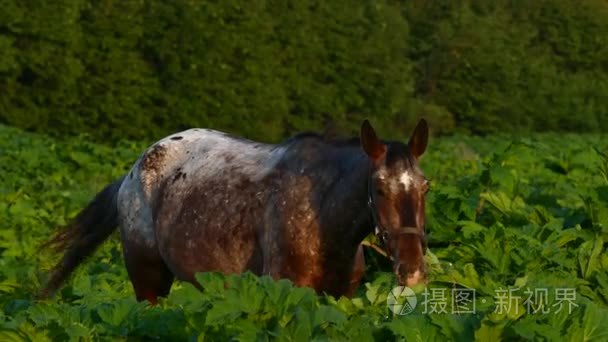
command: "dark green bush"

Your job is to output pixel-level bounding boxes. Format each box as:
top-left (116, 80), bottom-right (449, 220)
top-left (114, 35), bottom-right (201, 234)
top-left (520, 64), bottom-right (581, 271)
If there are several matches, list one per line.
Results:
top-left (404, 0), bottom-right (608, 134)
top-left (0, 0), bottom-right (606, 143)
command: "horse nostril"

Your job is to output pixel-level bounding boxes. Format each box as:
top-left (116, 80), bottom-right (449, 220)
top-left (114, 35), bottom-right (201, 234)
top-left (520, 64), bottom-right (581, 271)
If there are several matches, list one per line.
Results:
top-left (398, 268), bottom-right (425, 287)
top-left (407, 270), bottom-right (424, 285)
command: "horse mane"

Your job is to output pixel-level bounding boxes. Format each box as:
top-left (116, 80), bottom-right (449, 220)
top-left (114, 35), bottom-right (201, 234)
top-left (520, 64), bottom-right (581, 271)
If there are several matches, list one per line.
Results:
top-left (283, 130), bottom-right (361, 148)
top-left (283, 128), bottom-right (414, 166)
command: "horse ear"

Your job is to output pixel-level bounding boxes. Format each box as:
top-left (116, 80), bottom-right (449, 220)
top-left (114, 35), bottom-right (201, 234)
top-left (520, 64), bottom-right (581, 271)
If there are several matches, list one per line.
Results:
top-left (360, 120), bottom-right (387, 162)
top-left (408, 118), bottom-right (429, 159)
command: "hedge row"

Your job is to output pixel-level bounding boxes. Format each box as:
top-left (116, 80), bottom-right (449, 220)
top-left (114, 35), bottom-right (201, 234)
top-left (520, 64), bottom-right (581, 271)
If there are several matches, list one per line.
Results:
top-left (0, 0), bottom-right (606, 143)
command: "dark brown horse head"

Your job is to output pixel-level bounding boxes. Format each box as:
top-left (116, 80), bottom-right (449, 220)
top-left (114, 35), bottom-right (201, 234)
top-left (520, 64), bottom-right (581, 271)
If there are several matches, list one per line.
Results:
top-left (360, 119), bottom-right (429, 287)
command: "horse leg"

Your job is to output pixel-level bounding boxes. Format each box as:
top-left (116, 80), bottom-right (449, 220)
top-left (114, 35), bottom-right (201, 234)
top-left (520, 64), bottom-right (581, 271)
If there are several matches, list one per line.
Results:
top-left (122, 238), bottom-right (174, 305)
top-left (344, 244), bottom-right (366, 298)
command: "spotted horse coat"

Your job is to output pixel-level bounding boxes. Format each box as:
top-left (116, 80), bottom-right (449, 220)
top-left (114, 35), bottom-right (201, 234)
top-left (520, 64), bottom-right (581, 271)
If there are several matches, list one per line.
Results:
top-left (41, 120), bottom-right (430, 304)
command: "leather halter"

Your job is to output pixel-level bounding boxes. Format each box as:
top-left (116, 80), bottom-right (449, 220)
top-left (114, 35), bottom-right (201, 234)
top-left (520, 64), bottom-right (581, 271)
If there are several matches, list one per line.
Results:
top-left (367, 174), bottom-right (427, 252)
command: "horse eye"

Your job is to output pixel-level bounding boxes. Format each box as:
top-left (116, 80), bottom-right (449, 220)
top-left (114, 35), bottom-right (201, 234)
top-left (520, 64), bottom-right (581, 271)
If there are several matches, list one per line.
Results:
top-left (376, 189), bottom-right (385, 197)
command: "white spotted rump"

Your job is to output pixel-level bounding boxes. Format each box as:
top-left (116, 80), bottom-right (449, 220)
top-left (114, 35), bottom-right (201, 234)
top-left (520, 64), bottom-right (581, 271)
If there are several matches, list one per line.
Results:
top-left (117, 128), bottom-right (287, 247)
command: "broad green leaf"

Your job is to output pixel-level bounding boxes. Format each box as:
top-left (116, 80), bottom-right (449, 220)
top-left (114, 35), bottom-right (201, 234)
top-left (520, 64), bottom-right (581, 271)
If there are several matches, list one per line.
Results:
top-left (386, 314), bottom-right (440, 341)
top-left (510, 318), bottom-right (561, 341)
top-left (313, 306), bottom-right (346, 327)
top-left (580, 302), bottom-right (608, 341)
top-left (96, 299), bottom-right (137, 327)
top-left (475, 319), bottom-right (506, 341)
top-left (578, 238), bottom-right (604, 279)
top-left (459, 220), bottom-right (486, 239)
top-left (286, 308), bottom-right (313, 341)
top-left (205, 300), bottom-right (243, 325)
top-left (195, 272), bottom-right (228, 295)
top-left (65, 323), bottom-right (91, 341)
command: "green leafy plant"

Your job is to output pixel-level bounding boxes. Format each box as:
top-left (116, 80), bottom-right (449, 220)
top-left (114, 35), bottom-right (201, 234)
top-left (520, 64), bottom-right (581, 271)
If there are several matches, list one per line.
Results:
top-left (1, 125), bottom-right (607, 340)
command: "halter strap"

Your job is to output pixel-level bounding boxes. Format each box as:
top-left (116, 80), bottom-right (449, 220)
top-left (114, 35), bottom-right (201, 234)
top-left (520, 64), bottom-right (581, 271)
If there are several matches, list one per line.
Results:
top-left (394, 226), bottom-right (423, 236)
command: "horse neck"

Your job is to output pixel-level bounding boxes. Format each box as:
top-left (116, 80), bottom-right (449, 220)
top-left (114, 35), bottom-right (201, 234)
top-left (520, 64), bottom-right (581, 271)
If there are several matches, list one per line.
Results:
top-left (317, 147), bottom-right (373, 245)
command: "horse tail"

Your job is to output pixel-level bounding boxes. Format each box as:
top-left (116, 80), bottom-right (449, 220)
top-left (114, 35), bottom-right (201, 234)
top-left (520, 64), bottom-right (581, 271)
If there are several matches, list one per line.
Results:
top-left (39, 176), bottom-right (125, 298)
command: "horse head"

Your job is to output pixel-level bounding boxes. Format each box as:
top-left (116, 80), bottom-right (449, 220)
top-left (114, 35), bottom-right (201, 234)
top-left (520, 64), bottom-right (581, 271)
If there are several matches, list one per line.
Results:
top-left (360, 119), bottom-right (429, 287)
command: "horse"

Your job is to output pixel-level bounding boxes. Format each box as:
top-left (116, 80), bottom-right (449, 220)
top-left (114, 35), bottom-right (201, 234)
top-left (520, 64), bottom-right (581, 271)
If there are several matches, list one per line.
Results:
top-left (40, 119), bottom-right (430, 303)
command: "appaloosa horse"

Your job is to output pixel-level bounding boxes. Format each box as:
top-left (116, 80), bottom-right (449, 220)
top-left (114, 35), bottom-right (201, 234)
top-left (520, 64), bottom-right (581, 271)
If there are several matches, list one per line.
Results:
top-left (41, 119), bottom-right (430, 303)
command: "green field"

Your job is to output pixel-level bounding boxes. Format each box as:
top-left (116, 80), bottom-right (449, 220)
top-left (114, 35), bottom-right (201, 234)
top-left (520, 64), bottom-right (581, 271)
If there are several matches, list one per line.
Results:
top-left (1, 124), bottom-right (607, 341)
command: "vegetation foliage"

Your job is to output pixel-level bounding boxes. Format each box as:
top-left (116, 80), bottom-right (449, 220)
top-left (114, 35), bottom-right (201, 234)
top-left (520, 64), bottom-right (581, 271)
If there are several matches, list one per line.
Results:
top-left (1, 0), bottom-right (607, 143)
top-left (1, 125), bottom-right (607, 340)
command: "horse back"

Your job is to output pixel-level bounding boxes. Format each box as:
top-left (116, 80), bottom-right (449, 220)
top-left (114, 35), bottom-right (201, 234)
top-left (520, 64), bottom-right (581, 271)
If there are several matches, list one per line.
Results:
top-left (117, 128), bottom-right (286, 278)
